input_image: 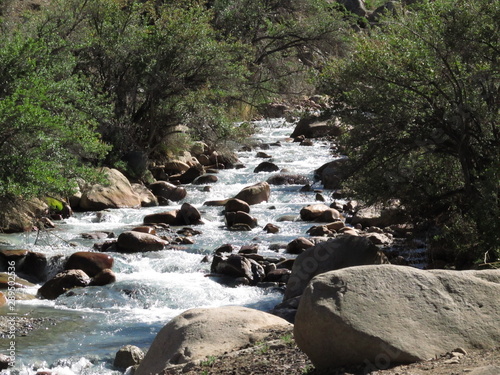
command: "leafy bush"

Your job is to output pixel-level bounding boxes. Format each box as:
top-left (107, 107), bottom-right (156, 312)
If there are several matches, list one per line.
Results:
top-left (0, 33), bottom-right (109, 198)
top-left (321, 0), bottom-right (500, 267)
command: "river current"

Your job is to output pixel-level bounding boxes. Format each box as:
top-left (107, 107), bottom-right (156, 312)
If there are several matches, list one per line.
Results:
top-left (1, 119), bottom-right (336, 375)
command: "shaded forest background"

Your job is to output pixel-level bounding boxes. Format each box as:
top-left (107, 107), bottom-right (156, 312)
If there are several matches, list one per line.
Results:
top-left (0, 0), bottom-right (498, 268)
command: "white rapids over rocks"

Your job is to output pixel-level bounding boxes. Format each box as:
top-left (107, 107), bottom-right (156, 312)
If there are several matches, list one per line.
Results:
top-left (0, 119), bottom-right (338, 375)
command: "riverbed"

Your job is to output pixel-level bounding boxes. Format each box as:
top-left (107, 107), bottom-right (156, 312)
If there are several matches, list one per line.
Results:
top-left (0, 119), bottom-right (337, 375)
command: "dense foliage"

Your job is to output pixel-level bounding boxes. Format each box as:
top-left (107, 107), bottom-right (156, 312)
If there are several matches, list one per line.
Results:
top-left (211, 0), bottom-right (351, 98)
top-left (1, 0), bottom-right (498, 267)
top-left (0, 32), bottom-right (110, 197)
top-left (321, 0), bottom-right (500, 267)
top-left (0, 0), bottom-right (347, 198)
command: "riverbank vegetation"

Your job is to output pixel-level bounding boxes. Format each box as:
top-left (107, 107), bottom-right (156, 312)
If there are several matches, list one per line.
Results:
top-left (320, 0), bottom-right (500, 268)
top-left (0, 0), bottom-right (498, 268)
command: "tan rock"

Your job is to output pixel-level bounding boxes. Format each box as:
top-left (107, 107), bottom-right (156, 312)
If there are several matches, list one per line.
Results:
top-left (135, 306), bottom-right (291, 375)
top-left (300, 204), bottom-right (341, 222)
top-left (80, 168), bottom-right (141, 210)
top-left (164, 160), bottom-right (191, 174)
top-left (0, 196), bottom-right (48, 233)
top-left (326, 221), bottom-right (346, 231)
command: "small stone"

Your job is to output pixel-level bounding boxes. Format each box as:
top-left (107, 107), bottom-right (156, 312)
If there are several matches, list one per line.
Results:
top-left (114, 345), bottom-right (145, 369)
top-left (180, 237), bottom-right (195, 245)
top-left (263, 223), bottom-right (280, 234)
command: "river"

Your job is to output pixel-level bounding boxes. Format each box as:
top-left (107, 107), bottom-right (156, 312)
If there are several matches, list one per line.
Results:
top-left (0, 118), bottom-right (337, 375)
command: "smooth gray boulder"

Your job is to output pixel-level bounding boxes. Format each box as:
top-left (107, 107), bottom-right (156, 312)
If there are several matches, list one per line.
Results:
top-left (283, 235), bottom-right (388, 301)
top-left (135, 306), bottom-right (291, 375)
top-left (294, 265), bottom-right (500, 370)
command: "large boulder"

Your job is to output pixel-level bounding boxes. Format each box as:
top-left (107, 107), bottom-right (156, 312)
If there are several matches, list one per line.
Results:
top-left (8, 251), bottom-right (50, 282)
top-left (0, 272), bottom-right (35, 289)
top-left (0, 196), bottom-right (48, 233)
top-left (0, 249), bottom-right (28, 270)
top-left (283, 235), bottom-right (388, 301)
top-left (64, 252), bottom-right (114, 277)
top-left (116, 231), bottom-right (168, 253)
top-left (143, 203), bottom-right (203, 227)
top-left (234, 182), bottom-right (270, 205)
top-left (135, 306), bottom-right (291, 375)
top-left (37, 270), bottom-right (91, 300)
top-left (300, 204), bottom-right (342, 222)
top-left (176, 203), bottom-right (203, 225)
top-left (90, 268), bottom-right (116, 286)
top-left (79, 168), bottom-right (141, 210)
top-left (294, 265), bottom-right (500, 370)
top-left (149, 181), bottom-right (187, 203)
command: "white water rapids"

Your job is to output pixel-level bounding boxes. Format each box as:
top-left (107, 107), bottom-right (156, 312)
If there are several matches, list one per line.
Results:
top-left (0, 119), bottom-right (337, 375)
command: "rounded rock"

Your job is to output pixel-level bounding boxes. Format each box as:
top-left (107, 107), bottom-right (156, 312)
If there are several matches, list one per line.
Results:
top-left (114, 345), bottom-right (145, 369)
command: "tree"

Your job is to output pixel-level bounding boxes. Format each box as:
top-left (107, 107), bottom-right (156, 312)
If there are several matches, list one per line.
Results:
top-left (33, 0), bottom-right (251, 159)
top-left (211, 0), bottom-right (351, 100)
top-left (0, 32), bottom-right (110, 199)
top-left (321, 0), bottom-right (500, 267)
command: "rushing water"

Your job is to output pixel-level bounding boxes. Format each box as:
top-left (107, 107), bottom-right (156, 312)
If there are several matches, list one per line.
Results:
top-left (0, 119), bottom-right (337, 375)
